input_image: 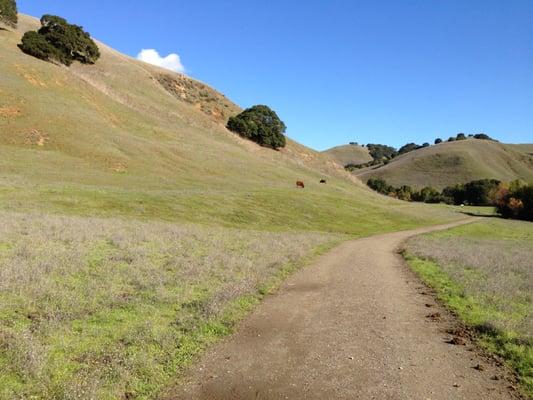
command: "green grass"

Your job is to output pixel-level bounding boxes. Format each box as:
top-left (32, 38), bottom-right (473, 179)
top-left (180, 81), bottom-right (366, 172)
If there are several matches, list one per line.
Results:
top-left (0, 16), bottom-right (469, 400)
top-left (404, 218), bottom-right (533, 397)
top-left (0, 16), bottom-right (463, 236)
top-left (438, 204), bottom-right (498, 217)
top-left (422, 217), bottom-right (533, 241)
top-left (0, 212), bottom-right (341, 399)
top-left (0, 183), bottom-right (461, 235)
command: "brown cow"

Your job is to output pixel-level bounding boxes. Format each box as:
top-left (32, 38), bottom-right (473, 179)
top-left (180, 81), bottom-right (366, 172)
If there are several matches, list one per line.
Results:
top-left (296, 180), bottom-right (305, 189)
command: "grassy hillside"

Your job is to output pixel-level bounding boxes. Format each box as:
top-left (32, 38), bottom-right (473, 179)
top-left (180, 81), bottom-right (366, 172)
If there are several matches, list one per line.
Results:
top-left (404, 219), bottom-right (533, 397)
top-left (0, 15), bottom-right (459, 234)
top-left (322, 144), bottom-right (372, 166)
top-left (355, 139), bottom-right (533, 189)
top-left (0, 15), bottom-right (468, 399)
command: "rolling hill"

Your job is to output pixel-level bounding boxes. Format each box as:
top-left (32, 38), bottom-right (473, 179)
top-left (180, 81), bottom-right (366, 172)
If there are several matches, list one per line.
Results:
top-left (0, 15), bottom-right (460, 234)
top-left (0, 13), bottom-right (474, 399)
top-left (322, 143), bottom-right (372, 166)
top-left (354, 139), bottom-right (533, 189)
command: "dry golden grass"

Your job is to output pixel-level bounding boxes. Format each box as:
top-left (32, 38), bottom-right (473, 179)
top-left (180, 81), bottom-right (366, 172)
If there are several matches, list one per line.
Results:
top-left (406, 219), bottom-right (532, 336)
top-left (404, 218), bottom-right (533, 395)
top-left (356, 139), bottom-right (533, 189)
top-left (322, 144), bottom-right (372, 166)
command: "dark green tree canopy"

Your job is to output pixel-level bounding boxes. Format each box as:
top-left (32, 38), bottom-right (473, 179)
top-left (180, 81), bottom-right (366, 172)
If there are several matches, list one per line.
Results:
top-left (366, 144), bottom-right (397, 161)
top-left (367, 178), bottom-right (393, 195)
top-left (19, 14), bottom-right (100, 66)
top-left (474, 133), bottom-right (495, 141)
top-left (227, 105), bottom-right (287, 149)
top-left (0, 0), bottom-right (17, 27)
top-left (20, 31), bottom-right (63, 61)
top-left (398, 142), bottom-right (420, 155)
top-left (434, 138), bottom-right (443, 144)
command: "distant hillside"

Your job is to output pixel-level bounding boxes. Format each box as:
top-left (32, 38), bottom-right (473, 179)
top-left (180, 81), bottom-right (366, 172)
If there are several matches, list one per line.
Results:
top-left (354, 139), bottom-right (533, 189)
top-left (322, 144), bottom-right (372, 166)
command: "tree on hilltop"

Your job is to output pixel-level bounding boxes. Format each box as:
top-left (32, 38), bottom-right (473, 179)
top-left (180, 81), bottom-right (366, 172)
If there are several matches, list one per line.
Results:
top-left (474, 133), bottom-right (495, 141)
top-left (398, 143), bottom-right (419, 155)
top-left (366, 144), bottom-right (397, 161)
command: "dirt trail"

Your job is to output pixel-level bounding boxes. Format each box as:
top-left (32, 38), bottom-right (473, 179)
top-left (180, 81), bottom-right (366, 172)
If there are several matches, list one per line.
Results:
top-left (164, 219), bottom-right (521, 400)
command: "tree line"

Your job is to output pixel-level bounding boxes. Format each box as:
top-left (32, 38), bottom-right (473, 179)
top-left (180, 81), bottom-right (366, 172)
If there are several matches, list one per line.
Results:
top-left (367, 177), bottom-right (532, 221)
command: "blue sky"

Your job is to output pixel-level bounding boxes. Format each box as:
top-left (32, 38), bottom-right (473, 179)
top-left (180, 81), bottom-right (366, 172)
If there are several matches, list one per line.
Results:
top-left (19, 1), bottom-right (533, 150)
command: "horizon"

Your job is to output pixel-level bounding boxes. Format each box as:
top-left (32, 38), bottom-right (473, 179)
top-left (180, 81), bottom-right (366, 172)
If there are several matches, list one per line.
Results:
top-left (18, 0), bottom-right (533, 150)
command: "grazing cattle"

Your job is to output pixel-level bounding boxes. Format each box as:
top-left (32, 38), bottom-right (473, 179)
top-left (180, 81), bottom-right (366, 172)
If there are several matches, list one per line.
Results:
top-left (296, 180), bottom-right (305, 189)
top-left (320, 179), bottom-right (326, 184)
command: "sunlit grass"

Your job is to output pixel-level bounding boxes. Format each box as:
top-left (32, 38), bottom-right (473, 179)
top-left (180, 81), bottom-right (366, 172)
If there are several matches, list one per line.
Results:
top-left (404, 218), bottom-right (533, 396)
top-left (0, 211), bottom-right (338, 399)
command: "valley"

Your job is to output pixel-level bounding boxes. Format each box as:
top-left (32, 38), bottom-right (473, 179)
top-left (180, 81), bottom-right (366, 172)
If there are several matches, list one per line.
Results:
top-left (0, 7), bottom-right (531, 400)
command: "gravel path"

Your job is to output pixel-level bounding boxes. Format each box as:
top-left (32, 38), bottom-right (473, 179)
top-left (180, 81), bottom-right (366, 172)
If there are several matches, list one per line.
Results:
top-left (164, 219), bottom-right (521, 400)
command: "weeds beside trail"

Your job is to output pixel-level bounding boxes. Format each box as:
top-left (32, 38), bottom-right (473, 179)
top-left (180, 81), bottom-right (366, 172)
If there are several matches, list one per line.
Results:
top-left (0, 211), bottom-right (338, 399)
top-left (404, 218), bottom-right (533, 397)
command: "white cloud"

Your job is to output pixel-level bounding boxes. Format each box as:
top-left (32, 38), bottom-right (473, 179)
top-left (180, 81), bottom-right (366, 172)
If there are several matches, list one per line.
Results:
top-left (136, 49), bottom-right (186, 73)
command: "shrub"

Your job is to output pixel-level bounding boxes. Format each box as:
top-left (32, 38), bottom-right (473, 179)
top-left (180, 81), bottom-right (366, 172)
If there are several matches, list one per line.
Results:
top-left (442, 179), bottom-right (500, 206)
top-left (464, 179), bottom-right (500, 205)
top-left (395, 185), bottom-right (413, 201)
top-left (367, 179), bottom-right (442, 203)
top-left (365, 176), bottom-right (509, 208)
top-left (496, 181), bottom-right (533, 221)
top-left (515, 186), bottom-right (533, 221)
top-left (19, 14), bottom-right (100, 66)
top-left (0, 0), bottom-right (17, 27)
top-left (367, 178), bottom-right (393, 195)
top-left (474, 133), bottom-right (492, 140)
top-left (442, 184), bottom-right (465, 205)
top-left (447, 137), bottom-right (456, 142)
top-left (366, 144), bottom-right (397, 161)
top-left (422, 142), bottom-right (430, 148)
top-left (344, 163), bottom-right (360, 171)
top-left (19, 31), bottom-right (64, 63)
top-left (226, 105), bottom-right (286, 149)
top-left (434, 138), bottom-right (442, 144)
top-left (456, 133), bottom-right (467, 140)
top-left (398, 143), bottom-right (419, 155)
top-left (412, 186), bottom-right (442, 203)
